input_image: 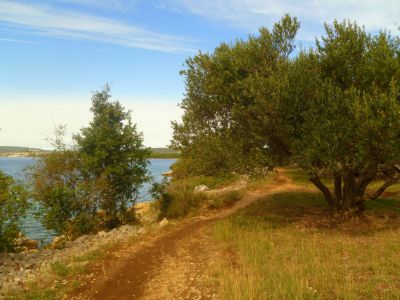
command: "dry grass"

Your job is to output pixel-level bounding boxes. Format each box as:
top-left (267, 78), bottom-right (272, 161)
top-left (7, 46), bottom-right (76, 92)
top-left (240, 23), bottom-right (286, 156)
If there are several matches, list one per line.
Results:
top-left (212, 190), bottom-right (400, 299)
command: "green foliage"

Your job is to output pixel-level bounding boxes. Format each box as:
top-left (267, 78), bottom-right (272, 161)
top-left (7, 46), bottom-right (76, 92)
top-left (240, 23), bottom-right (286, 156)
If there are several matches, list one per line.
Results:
top-left (208, 190), bottom-right (243, 209)
top-left (0, 171), bottom-right (29, 252)
top-left (151, 178), bottom-right (207, 218)
top-left (31, 149), bottom-right (98, 236)
top-left (152, 174), bottom-right (242, 217)
top-left (74, 87), bottom-right (149, 227)
top-left (171, 14), bottom-right (300, 176)
top-left (173, 15), bottom-right (400, 216)
top-left (31, 87), bottom-right (149, 237)
top-left (74, 86), bottom-right (150, 227)
top-left (51, 262), bottom-right (69, 277)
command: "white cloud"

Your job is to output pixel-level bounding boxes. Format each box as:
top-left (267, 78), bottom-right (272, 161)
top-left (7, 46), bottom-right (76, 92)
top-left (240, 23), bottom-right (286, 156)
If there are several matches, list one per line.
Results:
top-left (160, 0), bottom-right (400, 40)
top-left (0, 37), bottom-right (40, 44)
top-left (0, 97), bottom-right (182, 149)
top-left (55, 0), bottom-right (138, 11)
top-left (0, 0), bottom-right (193, 52)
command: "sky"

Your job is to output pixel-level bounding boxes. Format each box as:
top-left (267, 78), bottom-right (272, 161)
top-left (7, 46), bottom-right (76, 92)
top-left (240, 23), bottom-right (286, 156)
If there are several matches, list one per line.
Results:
top-left (1, 0), bottom-right (399, 149)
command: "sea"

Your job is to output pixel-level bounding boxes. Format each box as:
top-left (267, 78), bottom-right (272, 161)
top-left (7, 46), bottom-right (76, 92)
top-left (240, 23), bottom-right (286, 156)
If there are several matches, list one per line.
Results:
top-left (0, 157), bottom-right (175, 246)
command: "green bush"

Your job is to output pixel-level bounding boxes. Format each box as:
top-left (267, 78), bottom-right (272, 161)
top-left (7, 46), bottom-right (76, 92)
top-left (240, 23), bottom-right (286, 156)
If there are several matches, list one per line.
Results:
top-left (208, 190), bottom-right (243, 209)
top-left (30, 150), bottom-right (99, 237)
top-left (151, 178), bottom-right (207, 219)
top-left (0, 171), bottom-right (29, 252)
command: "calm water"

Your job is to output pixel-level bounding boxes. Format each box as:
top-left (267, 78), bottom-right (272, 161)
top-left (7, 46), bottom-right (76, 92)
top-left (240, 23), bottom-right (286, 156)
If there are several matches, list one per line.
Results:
top-left (0, 157), bottom-right (175, 245)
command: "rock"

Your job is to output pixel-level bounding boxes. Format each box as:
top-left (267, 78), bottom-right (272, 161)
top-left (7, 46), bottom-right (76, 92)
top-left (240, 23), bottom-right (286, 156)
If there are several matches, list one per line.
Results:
top-left (159, 218), bottom-right (169, 227)
top-left (97, 231), bottom-right (107, 237)
top-left (161, 170), bottom-right (173, 177)
top-left (14, 234), bottom-right (38, 250)
top-left (118, 224), bottom-right (134, 233)
top-left (50, 235), bottom-right (66, 250)
top-left (194, 185), bottom-right (209, 192)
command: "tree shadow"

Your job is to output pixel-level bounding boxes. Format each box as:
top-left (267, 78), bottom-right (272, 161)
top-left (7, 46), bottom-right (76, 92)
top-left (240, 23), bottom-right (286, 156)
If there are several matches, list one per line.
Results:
top-left (241, 190), bottom-right (400, 236)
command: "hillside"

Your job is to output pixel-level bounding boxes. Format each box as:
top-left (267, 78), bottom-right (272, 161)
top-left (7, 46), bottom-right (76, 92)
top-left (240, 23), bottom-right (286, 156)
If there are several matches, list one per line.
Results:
top-left (0, 146), bottom-right (179, 158)
top-left (149, 147), bottom-right (180, 158)
top-left (0, 146), bottom-right (45, 153)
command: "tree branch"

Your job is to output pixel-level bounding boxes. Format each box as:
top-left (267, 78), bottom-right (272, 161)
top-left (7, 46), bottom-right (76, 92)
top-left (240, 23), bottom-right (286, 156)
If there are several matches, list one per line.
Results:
top-left (357, 169), bottom-right (377, 197)
top-left (309, 175), bottom-right (335, 209)
top-left (365, 179), bottom-right (398, 201)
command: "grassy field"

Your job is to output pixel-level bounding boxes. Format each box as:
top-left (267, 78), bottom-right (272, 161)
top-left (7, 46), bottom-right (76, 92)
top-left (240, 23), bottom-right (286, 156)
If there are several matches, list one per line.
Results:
top-left (211, 171), bottom-right (400, 299)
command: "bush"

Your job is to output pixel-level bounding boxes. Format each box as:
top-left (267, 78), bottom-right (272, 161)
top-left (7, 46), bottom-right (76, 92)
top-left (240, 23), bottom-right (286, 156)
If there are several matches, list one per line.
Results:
top-left (0, 171), bottom-right (29, 252)
top-left (30, 150), bottom-right (99, 237)
top-left (151, 178), bottom-right (207, 219)
top-left (208, 190), bottom-right (243, 209)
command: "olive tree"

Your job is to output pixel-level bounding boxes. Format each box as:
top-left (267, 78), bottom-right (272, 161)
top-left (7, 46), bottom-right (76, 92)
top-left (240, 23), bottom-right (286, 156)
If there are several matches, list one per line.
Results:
top-left (284, 21), bottom-right (400, 217)
top-left (172, 15), bottom-right (300, 176)
top-left (173, 17), bottom-right (400, 218)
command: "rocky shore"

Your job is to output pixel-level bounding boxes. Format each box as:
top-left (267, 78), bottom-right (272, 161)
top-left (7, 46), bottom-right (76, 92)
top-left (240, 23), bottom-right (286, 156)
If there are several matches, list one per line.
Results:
top-left (0, 224), bottom-right (146, 298)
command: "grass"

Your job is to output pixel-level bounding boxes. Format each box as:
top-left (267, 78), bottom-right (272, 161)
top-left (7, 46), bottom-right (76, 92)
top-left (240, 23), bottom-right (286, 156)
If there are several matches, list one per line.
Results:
top-left (211, 190), bottom-right (400, 299)
top-left (158, 174), bottom-right (242, 218)
top-left (208, 190), bottom-right (244, 209)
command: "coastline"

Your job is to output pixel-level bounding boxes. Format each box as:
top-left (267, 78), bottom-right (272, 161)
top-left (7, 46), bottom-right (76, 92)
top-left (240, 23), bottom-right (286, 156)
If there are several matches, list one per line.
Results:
top-left (0, 152), bottom-right (179, 159)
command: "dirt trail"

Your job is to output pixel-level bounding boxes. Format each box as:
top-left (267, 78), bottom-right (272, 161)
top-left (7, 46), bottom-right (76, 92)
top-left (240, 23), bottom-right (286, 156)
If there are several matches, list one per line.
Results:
top-left (71, 170), bottom-right (296, 300)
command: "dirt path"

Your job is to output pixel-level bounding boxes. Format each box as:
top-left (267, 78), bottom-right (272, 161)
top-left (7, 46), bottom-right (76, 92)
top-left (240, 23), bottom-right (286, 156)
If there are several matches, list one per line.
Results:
top-left (71, 170), bottom-right (296, 300)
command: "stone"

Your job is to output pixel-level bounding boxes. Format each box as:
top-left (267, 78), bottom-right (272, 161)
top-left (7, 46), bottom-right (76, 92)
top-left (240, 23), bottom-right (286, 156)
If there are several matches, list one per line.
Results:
top-left (14, 234), bottom-right (38, 250)
top-left (194, 185), bottom-right (209, 192)
top-left (159, 218), bottom-right (169, 227)
top-left (50, 235), bottom-right (66, 250)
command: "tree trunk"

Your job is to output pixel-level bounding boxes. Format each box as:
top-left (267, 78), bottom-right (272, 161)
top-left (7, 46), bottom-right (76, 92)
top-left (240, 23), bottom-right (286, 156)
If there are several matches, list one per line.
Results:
top-left (308, 167), bottom-right (398, 221)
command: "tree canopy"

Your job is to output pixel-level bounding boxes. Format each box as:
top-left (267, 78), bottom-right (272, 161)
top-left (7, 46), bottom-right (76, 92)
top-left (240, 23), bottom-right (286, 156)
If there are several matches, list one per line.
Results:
top-left (172, 16), bottom-right (400, 217)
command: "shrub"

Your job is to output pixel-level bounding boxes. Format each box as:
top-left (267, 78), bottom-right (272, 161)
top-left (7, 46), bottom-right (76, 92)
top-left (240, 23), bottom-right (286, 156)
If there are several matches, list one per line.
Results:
top-left (151, 178), bottom-right (207, 219)
top-left (208, 190), bottom-right (243, 209)
top-left (0, 171), bottom-right (29, 252)
top-left (30, 150), bottom-right (98, 237)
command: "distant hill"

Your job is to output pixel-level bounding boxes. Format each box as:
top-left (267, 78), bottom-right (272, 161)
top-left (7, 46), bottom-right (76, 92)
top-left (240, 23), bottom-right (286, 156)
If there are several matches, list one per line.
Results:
top-left (0, 146), bottom-right (45, 153)
top-left (0, 146), bottom-right (179, 158)
top-left (149, 148), bottom-right (180, 158)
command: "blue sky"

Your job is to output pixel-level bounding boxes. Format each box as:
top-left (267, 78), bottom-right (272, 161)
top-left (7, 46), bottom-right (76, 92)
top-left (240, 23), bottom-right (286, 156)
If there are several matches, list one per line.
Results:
top-left (1, 0), bottom-right (399, 148)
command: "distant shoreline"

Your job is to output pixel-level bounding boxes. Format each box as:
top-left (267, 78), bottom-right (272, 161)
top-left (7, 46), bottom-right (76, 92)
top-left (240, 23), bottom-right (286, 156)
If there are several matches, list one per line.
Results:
top-left (0, 152), bottom-right (180, 159)
top-left (0, 152), bottom-right (45, 158)
top-left (0, 146), bottom-right (180, 159)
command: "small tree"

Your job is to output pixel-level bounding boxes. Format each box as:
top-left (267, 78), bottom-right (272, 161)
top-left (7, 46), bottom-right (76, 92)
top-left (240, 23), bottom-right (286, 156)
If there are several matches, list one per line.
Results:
top-left (31, 148), bottom-right (98, 235)
top-left (74, 86), bottom-right (150, 227)
top-left (0, 171), bottom-right (29, 252)
top-left (31, 125), bottom-right (99, 236)
top-left (31, 88), bottom-right (150, 235)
